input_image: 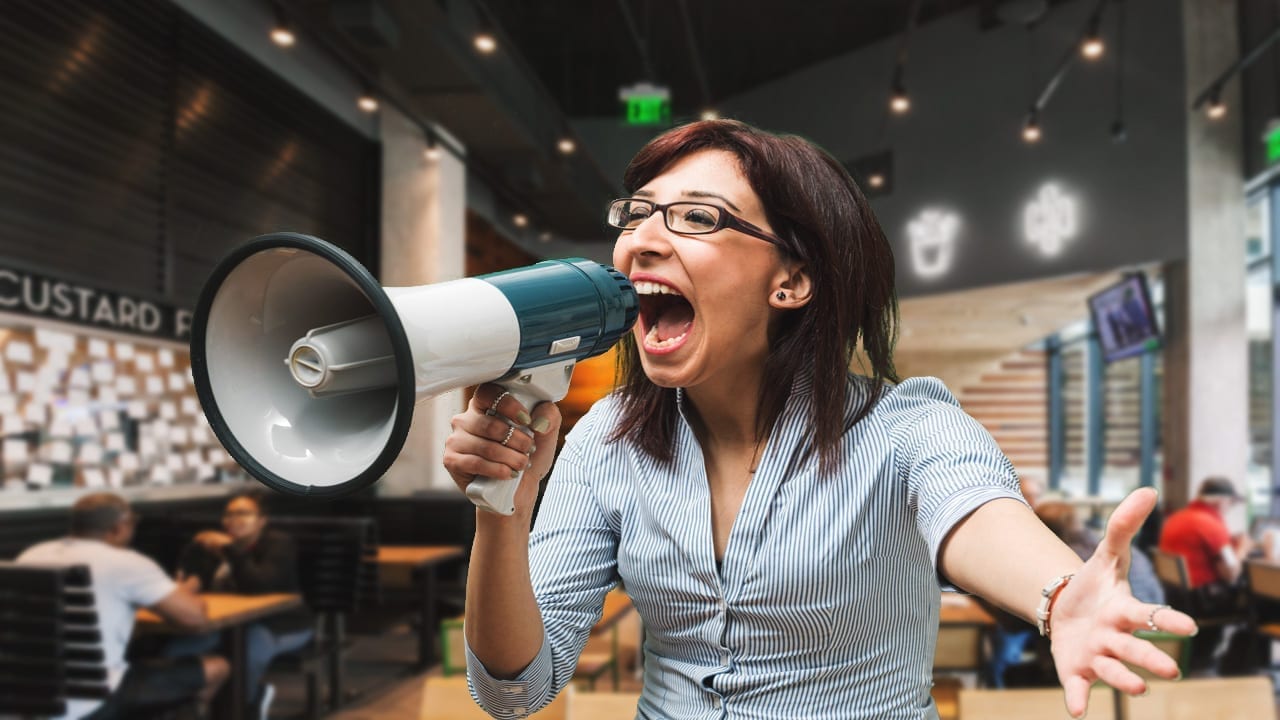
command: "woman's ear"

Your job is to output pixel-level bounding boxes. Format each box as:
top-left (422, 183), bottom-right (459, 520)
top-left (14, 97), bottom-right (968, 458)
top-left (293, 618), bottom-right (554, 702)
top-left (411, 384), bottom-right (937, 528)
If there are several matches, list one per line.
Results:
top-left (769, 264), bottom-right (812, 309)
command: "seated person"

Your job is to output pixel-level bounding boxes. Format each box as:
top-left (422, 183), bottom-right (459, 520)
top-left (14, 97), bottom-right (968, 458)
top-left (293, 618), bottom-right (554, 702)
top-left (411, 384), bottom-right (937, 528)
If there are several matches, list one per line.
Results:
top-left (172, 491), bottom-right (313, 720)
top-left (1160, 477), bottom-right (1253, 670)
top-left (17, 492), bottom-right (227, 720)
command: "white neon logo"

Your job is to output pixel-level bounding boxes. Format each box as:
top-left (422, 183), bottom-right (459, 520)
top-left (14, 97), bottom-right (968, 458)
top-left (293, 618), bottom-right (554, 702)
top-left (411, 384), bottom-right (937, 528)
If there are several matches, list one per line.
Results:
top-left (1023, 183), bottom-right (1077, 257)
top-left (907, 209), bottom-right (960, 279)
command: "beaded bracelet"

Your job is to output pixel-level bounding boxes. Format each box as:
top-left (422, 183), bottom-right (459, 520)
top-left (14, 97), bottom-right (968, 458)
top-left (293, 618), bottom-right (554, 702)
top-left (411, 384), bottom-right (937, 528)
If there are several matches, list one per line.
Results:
top-left (1035, 573), bottom-right (1075, 637)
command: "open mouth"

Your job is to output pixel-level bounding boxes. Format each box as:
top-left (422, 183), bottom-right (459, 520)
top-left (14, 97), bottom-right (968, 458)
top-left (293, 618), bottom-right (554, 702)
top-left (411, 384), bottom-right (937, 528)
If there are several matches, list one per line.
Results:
top-left (635, 280), bottom-right (694, 353)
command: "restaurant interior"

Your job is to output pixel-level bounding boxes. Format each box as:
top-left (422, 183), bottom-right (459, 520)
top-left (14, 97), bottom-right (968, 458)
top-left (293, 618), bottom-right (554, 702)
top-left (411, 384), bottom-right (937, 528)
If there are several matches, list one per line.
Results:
top-left (1, 0), bottom-right (1279, 718)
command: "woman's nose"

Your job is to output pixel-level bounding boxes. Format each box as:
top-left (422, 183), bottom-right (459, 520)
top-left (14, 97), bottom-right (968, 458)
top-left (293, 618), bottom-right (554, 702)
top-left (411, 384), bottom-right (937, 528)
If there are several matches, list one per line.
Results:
top-left (620, 213), bottom-right (673, 257)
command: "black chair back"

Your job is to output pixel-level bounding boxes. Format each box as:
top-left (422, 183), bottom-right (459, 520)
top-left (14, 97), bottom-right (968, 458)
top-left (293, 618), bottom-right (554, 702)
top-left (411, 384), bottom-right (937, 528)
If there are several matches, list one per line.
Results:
top-left (269, 516), bottom-right (379, 613)
top-left (0, 562), bottom-right (109, 717)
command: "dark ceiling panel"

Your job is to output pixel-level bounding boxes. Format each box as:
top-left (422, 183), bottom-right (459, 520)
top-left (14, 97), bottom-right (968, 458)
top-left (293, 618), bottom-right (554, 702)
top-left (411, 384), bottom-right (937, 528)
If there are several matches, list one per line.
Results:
top-left (483, 0), bottom-right (991, 117)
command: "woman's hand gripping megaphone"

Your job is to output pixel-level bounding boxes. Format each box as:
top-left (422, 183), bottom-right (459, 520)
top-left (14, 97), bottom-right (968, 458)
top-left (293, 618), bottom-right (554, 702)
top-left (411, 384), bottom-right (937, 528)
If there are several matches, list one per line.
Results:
top-left (444, 383), bottom-right (563, 519)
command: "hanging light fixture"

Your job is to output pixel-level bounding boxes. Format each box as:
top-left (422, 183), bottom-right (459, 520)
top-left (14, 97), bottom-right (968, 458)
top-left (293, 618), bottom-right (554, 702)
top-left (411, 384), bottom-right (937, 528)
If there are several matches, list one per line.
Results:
top-left (269, 4), bottom-right (295, 47)
top-left (1205, 86), bottom-right (1227, 119)
top-left (1080, 12), bottom-right (1104, 60)
top-left (557, 137), bottom-right (577, 155)
top-left (890, 83), bottom-right (910, 114)
top-left (1022, 109), bottom-right (1042, 143)
top-left (357, 92), bottom-right (379, 113)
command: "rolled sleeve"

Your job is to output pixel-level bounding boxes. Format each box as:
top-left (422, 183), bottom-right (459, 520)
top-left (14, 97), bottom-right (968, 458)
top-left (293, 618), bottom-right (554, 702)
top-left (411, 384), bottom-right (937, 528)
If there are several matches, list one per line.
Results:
top-left (465, 634), bottom-right (554, 720)
top-left (464, 419), bottom-right (620, 718)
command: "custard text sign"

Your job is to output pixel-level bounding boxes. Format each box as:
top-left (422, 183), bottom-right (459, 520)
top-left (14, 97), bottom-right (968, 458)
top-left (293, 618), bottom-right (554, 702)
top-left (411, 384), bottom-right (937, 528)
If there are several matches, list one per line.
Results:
top-left (0, 266), bottom-right (191, 341)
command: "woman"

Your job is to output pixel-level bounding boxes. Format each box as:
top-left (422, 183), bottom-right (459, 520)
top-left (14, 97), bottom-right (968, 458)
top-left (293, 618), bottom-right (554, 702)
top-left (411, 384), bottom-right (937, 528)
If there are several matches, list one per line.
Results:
top-left (444, 120), bottom-right (1194, 720)
top-left (174, 492), bottom-right (313, 719)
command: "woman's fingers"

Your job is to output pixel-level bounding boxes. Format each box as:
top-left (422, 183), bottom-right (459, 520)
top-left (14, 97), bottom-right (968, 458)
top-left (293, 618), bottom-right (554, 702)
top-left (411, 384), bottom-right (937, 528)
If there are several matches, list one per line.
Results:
top-left (1061, 675), bottom-right (1092, 719)
top-left (470, 384), bottom-right (533, 426)
top-left (1092, 655), bottom-right (1147, 696)
top-left (446, 424), bottom-right (531, 475)
top-left (1106, 631), bottom-right (1180, 680)
top-left (1124, 602), bottom-right (1197, 638)
top-left (1095, 488), bottom-right (1158, 564)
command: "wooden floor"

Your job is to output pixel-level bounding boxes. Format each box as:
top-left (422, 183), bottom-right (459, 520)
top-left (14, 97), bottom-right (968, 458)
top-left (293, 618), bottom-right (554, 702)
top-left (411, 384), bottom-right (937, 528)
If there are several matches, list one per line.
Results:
top-left (266, 619), bottom-right (644, 719)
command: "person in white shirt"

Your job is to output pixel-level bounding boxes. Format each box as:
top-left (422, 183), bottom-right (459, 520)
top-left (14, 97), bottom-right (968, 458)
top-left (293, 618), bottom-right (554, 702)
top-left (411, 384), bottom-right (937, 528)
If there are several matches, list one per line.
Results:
top-left (18, 492), bottom-right (228, 719)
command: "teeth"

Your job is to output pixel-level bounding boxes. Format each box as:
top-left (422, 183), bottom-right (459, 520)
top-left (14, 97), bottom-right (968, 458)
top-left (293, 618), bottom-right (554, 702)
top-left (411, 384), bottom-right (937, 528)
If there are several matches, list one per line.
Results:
top-left (644, 324), bottom-right (689, 349)
top-left (634, 281), bottom-right (682, 296)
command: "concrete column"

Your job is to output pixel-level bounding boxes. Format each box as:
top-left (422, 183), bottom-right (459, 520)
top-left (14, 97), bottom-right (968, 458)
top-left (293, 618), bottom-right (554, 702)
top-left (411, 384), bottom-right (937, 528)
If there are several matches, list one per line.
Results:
top-left (1162, 0), bottom-right (1246, 517)
top-left (378, 107), bottom-right (467, 495)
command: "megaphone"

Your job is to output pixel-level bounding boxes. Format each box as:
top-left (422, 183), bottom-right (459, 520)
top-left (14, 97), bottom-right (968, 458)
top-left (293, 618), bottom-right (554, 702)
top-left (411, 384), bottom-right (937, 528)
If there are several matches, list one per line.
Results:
top-left (190, 233), bottom-right (637, 514)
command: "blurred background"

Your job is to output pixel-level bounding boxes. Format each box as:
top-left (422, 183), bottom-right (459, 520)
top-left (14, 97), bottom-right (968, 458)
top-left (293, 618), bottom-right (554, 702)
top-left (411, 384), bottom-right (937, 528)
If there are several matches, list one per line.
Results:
top-left (0, 0), bottom-right (1274, 717)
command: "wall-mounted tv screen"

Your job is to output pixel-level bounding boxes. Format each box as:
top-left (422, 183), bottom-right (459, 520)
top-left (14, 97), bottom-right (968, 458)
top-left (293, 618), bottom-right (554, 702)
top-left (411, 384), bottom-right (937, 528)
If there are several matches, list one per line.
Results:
top-left (1088, 273), bottom-right (1161, 363)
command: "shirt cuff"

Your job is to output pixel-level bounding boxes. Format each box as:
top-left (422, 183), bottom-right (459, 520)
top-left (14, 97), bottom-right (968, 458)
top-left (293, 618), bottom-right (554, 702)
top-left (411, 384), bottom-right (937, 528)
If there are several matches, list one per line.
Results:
top-left (464, 634), bottom-right (554, 720)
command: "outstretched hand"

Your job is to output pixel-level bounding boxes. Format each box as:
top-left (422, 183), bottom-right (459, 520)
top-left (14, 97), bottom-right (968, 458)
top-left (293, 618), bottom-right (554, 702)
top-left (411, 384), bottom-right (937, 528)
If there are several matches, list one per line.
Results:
top-left (1048, 488), bottom-right (1197, 717)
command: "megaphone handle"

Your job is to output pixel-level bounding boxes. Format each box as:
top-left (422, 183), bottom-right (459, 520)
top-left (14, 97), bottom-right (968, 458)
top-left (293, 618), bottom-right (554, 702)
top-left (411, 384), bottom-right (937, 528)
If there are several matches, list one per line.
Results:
top-left (465, 362), bottom-right (576, 515)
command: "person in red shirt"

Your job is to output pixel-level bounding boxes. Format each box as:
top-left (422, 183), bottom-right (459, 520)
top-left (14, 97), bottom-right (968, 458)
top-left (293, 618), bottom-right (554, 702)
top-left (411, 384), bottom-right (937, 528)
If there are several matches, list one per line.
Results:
top-left (1158, 476), bottom-right (1252, 669)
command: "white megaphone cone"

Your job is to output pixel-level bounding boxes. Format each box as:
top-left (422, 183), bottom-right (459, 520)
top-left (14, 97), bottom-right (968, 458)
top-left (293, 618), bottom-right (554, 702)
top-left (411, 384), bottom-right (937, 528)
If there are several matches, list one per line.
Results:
top-left (190, 233), bottom-right (637, 514)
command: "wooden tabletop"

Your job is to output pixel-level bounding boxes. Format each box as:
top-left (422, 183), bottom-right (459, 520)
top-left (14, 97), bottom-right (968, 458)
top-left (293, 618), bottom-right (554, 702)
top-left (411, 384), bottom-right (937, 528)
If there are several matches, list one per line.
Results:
top-left (939, 592), bottom-right (996, 626)
top-left (377, 545), bottom-right (466, 567)
top-left (568, 691), bottom-right (640, 719)
top-left (135, 593), bottom-right (302, 634)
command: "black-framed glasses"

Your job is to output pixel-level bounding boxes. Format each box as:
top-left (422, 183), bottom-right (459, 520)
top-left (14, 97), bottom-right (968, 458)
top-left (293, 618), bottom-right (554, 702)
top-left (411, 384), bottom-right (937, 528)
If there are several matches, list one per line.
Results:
top-left (606, 198), bottom-right (785, 247)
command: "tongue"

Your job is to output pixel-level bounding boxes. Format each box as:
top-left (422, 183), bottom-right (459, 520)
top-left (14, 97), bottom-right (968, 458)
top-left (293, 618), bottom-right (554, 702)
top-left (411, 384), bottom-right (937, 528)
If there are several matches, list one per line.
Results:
top-left (655, 301), bottom-right (694, 341)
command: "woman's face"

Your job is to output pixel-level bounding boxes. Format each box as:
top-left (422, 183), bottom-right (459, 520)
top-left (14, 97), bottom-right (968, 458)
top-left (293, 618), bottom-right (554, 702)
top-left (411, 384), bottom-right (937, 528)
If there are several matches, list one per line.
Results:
top-left (612, 149), bottom-right (803, 391)
top-left (221, 497), bottom-right (266, 542)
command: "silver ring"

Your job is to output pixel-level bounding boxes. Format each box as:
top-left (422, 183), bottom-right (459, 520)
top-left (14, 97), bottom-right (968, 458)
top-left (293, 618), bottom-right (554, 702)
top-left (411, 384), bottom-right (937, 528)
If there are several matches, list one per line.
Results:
top-left (1147, 604), bottom-right (1170, 632)
top-left (499, 425), bottom-right (516, 447)
top-left (486, 390), bottom-right (512, 417)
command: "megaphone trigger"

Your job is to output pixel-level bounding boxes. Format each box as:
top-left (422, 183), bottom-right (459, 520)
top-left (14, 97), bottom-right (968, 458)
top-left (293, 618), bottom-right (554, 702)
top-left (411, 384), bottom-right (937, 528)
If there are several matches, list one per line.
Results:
top-left (465, 361), bottom-right (577, 515)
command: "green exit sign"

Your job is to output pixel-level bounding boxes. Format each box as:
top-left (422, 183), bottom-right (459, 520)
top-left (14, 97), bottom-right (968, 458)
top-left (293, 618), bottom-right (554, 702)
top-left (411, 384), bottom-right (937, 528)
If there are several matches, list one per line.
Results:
top-left (1268, 122), bottom-right (1280, 165)
top-left (626, 96), bottom-right (670, 125)
top-left (619, 82), bottom-right (671, 127)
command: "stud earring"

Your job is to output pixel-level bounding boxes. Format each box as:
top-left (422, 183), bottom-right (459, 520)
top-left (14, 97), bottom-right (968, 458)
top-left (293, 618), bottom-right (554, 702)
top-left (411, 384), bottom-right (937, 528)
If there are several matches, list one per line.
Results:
top-left (775, 291), bottom-right (786, 301)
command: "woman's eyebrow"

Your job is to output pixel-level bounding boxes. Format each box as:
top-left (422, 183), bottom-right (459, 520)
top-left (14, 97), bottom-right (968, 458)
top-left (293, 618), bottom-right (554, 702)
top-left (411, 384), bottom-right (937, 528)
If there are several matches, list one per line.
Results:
top-left (632, 188), bottom-right (742, 212)
top-left (683, 190), bottom-right (741, 212)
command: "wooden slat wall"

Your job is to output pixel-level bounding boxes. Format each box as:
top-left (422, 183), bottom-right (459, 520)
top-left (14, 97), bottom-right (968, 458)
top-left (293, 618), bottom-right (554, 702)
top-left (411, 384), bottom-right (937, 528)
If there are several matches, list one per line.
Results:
top-left (954, 349), bottom-right (1048, 489)
top-left (0, 0), bottom-right (378, 306)
top-left (954, 345), bottom-right (1154, 493)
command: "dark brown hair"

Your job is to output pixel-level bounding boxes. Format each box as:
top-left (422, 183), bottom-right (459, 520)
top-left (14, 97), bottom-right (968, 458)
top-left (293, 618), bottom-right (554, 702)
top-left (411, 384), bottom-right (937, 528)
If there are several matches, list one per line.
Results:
top-left (70, 492), bottom-right (131, 537)
top-left (608, 120), bottom-right (899, 474)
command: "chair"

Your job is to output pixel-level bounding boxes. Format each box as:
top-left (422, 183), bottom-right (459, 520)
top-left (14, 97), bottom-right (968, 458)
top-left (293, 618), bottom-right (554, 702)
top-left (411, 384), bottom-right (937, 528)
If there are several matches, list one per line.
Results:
top-left (1242, 559), bottom-right (1280, 671)
top-left (268, 516), bottom-right (379, 713)
top-left (419, 675), bottom-right (570, 720)
top-left (957, 686), bottom-right (1115, 720)
top-left (1151, 548), bottom-right (1244, 626)
top-left (0, 562), bottom-right (110, 717)
top-left (1122, 676), bottom-right (1277, 720)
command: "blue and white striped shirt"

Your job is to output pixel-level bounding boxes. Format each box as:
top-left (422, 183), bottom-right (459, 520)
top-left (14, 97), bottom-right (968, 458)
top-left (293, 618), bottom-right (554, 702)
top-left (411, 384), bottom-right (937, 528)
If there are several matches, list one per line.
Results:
top-left (467, 374), bottom-right (1023, 719)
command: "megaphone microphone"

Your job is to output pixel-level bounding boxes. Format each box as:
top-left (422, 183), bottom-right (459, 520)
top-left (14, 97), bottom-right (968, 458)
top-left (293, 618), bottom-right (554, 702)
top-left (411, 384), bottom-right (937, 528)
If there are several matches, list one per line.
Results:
top-left (191, 233), bottom-right (637, 515)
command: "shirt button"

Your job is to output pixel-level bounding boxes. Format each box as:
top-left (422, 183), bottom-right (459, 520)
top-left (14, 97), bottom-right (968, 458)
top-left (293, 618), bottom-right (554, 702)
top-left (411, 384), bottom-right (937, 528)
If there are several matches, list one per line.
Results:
top-left (513, 707), bottom-right (528, 717)
top-left (502, 687), bottom-right (521, 695)
top-left (712, 696), bottom-right (722, 708)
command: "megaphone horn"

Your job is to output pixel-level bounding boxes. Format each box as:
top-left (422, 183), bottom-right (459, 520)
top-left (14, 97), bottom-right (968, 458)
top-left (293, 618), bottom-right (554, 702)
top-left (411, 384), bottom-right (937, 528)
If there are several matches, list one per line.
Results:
top-left (190, 233), bottom-right (638, 514)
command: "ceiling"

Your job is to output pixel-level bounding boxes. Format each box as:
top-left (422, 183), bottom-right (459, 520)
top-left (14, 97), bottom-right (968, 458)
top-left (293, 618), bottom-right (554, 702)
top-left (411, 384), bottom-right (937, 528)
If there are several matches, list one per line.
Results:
top-left (279, 0), bottom-right (1068, 243)
top-left (484, 0), bottom-right (987, 118)
top-left (892, 268), bottom-right (1124, 389)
